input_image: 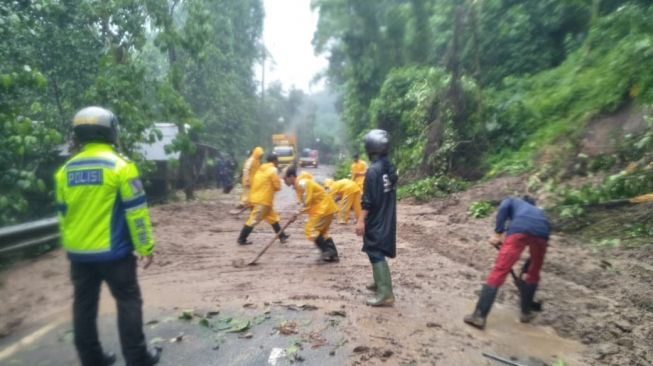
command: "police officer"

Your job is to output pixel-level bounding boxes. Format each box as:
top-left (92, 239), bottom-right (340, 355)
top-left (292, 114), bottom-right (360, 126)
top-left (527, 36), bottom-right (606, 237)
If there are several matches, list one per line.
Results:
top-left (356, 130), bottom-right (398, 306)
top-left (54, 107), bottom-right (161, 366)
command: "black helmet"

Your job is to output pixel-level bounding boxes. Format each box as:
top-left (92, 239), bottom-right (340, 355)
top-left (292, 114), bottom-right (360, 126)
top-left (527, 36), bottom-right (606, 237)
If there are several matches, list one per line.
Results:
top-left (364, 129), bottom-right (389, 158)
top-left (266, 153), bottom-right (279, 163)
top-left (283, 164), bottom-right (298, 178)
top-left (72, 106), bottom-right (118, 144)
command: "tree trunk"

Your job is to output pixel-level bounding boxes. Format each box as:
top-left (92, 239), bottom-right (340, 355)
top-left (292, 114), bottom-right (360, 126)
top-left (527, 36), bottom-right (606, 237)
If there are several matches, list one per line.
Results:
top-left (420, 5), bottom-right (466, 176)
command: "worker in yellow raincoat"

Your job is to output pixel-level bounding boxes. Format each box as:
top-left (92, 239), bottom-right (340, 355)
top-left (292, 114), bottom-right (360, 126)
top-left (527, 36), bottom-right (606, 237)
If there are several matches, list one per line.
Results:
top-left (284, 166), bottom-right (339, 263)
top-left (292, 170), bottom-right (313, 201)
top-left (237, 154), bottom-right (289, 245)
top-left (239, 147), bottom-right (264, 208)
top-left (351, 153), bottom-right (368, 191)
top-left (325, 178), bottom-right (362, 225)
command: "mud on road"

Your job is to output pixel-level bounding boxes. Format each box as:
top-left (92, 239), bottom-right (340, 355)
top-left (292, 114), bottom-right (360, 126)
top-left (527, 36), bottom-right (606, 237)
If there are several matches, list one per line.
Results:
top-left (1, 169), bottom-right (652, 365)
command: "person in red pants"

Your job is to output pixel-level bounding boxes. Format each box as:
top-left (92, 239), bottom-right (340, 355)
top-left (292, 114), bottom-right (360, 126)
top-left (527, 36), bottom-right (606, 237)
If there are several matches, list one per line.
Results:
top-left (464, 195), bottom-right (550, 329)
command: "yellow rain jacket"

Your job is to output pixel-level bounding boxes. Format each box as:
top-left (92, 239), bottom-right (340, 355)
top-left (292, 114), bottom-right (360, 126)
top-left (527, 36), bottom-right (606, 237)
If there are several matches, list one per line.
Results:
top-left (326, 178), bottom-right (362, 224)
top-left (351, 160), bottom-right (368, 189)
top-left (242, 147), bottom-right (264, 187)
top-left (54, 143), bottom-right (154, 262)
top-left (295, 177), bottom-right (337, 217)
top-left (326, 178), bottom-right (361, 199)
top-left (249, 162), bottom-right (281, 206)
top-left (294, 171), bottom-right (314, 202)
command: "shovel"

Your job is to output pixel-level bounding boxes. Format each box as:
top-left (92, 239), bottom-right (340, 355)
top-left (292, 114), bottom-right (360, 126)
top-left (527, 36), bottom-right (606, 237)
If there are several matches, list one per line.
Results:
top-left (228, 206), bottom-right (250, 216)
top-left (232, 220), bottom-right (293, 268)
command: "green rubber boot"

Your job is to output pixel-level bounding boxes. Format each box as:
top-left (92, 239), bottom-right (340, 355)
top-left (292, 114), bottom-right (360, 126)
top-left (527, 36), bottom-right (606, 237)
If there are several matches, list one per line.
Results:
top-left (366, 261), bottom-right (395, 306)
top-left (366, 265), bottom-right (379, 292)
top-left (366, 281), bottom-right (377, 292)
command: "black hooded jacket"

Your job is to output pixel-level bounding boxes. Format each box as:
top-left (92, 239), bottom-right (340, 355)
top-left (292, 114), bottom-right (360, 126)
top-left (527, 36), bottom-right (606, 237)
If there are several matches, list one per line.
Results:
top-left (361, 156), bottom-right (398, 258)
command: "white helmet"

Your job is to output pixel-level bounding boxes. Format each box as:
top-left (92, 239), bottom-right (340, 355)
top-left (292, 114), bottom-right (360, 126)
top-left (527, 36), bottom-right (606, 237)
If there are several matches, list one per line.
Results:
top-left (72, 106), bottom-right (118, 144)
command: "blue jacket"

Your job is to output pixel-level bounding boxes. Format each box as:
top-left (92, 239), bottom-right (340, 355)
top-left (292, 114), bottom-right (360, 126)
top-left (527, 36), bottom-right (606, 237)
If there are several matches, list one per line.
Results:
top-left (495, 197), bottom-right (550, 240)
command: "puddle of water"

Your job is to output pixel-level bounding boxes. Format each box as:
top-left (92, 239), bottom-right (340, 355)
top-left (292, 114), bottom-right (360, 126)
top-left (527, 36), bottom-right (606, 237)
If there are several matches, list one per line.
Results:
top-left (476, 302), bottom-right (585, 365)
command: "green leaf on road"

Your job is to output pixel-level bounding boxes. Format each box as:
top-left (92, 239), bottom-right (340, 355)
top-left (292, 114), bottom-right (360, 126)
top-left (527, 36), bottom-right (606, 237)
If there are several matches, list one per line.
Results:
top-left (225, 319), bottom-right (251, 333)
top-left (149, 337), bottom-right (165, 345)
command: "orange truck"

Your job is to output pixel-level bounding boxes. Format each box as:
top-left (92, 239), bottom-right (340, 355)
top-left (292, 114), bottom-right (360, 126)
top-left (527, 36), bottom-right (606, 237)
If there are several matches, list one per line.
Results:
top-left (272, 134), bottom-right (298, 167)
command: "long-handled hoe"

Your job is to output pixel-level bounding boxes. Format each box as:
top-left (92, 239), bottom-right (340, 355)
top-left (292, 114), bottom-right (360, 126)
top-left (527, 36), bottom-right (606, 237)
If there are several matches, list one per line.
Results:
top-left (228, 206), bottom-right (250, 216)
top-left (232, 220), bottom-right (293, 268)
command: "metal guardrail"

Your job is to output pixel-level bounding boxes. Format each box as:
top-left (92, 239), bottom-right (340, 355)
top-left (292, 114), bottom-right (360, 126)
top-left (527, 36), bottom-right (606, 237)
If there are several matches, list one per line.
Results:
top-left (0, 217), bottom-right (60, 255)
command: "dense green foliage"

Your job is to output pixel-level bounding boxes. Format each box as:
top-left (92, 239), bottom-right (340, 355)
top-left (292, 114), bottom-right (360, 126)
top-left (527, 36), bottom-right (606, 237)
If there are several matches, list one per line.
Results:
top-left (397, 176), bottom-right (468, 202)
top-left (369, 66), bottom-right (483, 176)
top-left (467, 201), bottom-right (495, 219)
top-left (485, 4), bottom-right (653, 176)
top-left (1, 0), bottom-right (266, 225)
top-left (313, 0), bottom-right (653, 202)
top-left (0, 67), bottom-right (60, 225)
top-left (333, 158), bottom-right (353, 180)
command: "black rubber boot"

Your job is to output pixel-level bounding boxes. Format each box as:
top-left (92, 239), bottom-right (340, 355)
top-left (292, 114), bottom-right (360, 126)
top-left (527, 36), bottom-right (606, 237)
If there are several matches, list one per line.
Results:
top-left (237, 225), bottom-right (254, 245)
top-left (145, 347), bottom-right (162, 366)
top-left (126, 347), bottom-right (161, 366)
top-left (519, 283), bottom-right (538, 323)
top-left (103, 352), bottom-right (117, 366)
top-left (463, 284), bottom-right (498, 330)
top-left (323, 238), bottom-right (339, 262)
top-left (314, 237), bottom-right (326, 262)
top-left (271, 222), bottom-right (290, 244)
top-left (314, 237), bottom-right (337, 263)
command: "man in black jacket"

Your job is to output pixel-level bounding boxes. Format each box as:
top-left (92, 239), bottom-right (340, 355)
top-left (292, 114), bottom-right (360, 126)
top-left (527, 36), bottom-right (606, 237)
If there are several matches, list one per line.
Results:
top-left (356, 129), bottom-right (398, 306)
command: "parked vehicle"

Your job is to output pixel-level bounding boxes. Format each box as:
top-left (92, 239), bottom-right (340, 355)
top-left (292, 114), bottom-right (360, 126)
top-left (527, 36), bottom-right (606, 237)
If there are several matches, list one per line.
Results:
top-left (299, 148), bottom-right (319, 168)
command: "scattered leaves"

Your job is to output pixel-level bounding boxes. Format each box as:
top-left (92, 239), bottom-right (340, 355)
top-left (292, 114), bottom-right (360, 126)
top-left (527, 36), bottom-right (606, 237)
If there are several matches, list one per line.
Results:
top-left (254, 314), bottom-right (270, 325)
top-left (178, 309), bottom-right (195, 321)
top-left (302, 331), bottom-right (328, 349)
top-left (58, 329), bottom-right (74, 343)
top-left (224, 319), bottom-right (252, 333)
top-left (329, 338), bottom-right (348, 356)
top-left (353, 346), bottom-right (370, 353)
top-left (286, 303), bottom-right (318, 311)
top-left (149, 337), bottom-right (165, 345)
top-left (327, 310), bottom-right (346, 317)
top-left (169, 333), bottom-right (184, 343)
top-left (205, 311), bottom-right (220, 318)
top-left (276, 321), bottom-right (298, 335)
top-left (285, 341), bottom-right (304, 362)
